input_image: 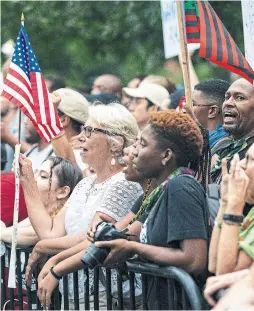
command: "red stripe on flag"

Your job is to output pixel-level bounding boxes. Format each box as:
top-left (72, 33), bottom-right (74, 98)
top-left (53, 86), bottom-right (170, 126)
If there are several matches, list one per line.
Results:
top-left (8, 68), bottom-right (32, 94)
top-left (197, 1), bottom-right (207, 58)
top-left (185, 15), bottom-right (197, 22)
top-left (187, 38), bottom-right (200, 43)
top-left (213, 9), bottom-right (228, 63)
top-left (204, 1), bottom-right (218, 61)
top-left (41, 75), bottom-right (52, 125)
top-left (2, 24), bottom-right (63, 142)
top-left (211, 59), bottom-right (254, 84)
top-left (33, 122), bottom-right (51, 143)
top-left (30, 72), bottom-right (43, 124)
top-left (40, 123), bottom-right (53, 141)
top-left (226, 29), bottom-right (239, 68)
top-left (1, 90), bottom-right (35, 122)
top-left (186, 26), bottom-right (199, 33)
top-left (4, 79), bottom-right (33, 108)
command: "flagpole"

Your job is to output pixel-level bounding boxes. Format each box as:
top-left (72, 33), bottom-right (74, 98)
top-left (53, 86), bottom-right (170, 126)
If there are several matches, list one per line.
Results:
top-left (8, 13), bottom-right (24, 289)
top-left (18, 13), bottom-right (25, 144)
top-left (176, 0), bottom-right (193, 110)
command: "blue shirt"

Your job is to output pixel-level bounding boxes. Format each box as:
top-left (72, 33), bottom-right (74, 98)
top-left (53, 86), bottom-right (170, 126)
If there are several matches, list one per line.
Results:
top-left (209, 125), bottom-right (228, 148)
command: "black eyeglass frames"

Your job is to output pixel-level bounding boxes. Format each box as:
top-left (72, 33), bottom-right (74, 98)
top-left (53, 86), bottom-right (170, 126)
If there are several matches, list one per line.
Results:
top-left (81, 125), bottom-right (123, 139)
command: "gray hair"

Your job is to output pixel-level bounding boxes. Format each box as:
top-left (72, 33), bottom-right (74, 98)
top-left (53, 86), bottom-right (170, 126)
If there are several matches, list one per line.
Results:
top-left (88, 102), bottom-right (139, 163)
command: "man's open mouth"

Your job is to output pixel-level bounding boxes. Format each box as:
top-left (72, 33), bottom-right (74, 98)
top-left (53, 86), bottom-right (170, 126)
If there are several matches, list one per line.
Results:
top-left (223, 111), bottom-right (238, 124)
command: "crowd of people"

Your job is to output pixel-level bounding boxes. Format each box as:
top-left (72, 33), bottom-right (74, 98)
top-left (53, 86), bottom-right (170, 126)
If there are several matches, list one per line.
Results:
top-left (1, 55), bottom-right (254, 310)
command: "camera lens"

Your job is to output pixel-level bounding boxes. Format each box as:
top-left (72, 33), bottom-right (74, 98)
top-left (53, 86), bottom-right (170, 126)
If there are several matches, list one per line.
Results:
top-left (81, 244), bottom-right (109, 269)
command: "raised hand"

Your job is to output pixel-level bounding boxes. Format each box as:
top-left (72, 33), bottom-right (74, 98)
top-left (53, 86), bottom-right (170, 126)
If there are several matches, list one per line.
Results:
top-left (18, 154), bottom-right (34, 182)
top-left (227, 154), bottom-right (249, 213)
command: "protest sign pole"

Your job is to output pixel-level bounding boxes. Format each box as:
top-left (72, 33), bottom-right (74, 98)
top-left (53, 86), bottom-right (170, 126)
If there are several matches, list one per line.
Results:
top-left (8, 13), bottom-right (24, 289)
top-left (176, 1), bottom-right (193, 110)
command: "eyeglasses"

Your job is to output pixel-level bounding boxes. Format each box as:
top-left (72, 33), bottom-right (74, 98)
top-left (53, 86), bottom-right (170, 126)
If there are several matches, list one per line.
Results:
top-left (124, 97), bottom-right (144, 108)
top-left (81, 125), bottom-right (123, 139)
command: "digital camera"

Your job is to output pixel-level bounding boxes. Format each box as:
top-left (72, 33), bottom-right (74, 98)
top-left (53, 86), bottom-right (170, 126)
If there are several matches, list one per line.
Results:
top-left (81, 222), bottom-right (128, 269)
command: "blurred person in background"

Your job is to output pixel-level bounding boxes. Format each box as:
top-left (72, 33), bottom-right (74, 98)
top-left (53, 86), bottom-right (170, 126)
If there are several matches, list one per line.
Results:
top-left (122, 83), bottom-right (169, 129)
top-left (141, 74), bottom-right (176, 94)
top-left (161, 89), bottom-right (185, 111)
top-left (84, 92), bottom-right (120, 105)
top-left (24, 118), bottom-right (55, 172)
top-left (45, 75), bottom-right (66, 92)
top-left (1, 96), bottom-right (30, 171)
top-left (91, 74), bottom-right (122, 98)
top-left (1, 143), bottom-right (7, 171)
top-left (56, 88), bottom-right (89, 142)
top-left (1, 58), bottom-right (11, 83)
top-left (127, 74), bottom-right (147, 88)
top-left (53, 88), bottom-right (90, 173)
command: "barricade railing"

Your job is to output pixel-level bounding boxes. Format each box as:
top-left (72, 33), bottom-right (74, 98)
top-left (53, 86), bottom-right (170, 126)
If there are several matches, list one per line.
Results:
top-left (1, 244), bottom-right (204, 310)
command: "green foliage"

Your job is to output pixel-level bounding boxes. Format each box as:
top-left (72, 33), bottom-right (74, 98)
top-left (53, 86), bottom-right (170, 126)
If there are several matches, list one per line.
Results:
top-left (1, 1), bottom-right (244, 88)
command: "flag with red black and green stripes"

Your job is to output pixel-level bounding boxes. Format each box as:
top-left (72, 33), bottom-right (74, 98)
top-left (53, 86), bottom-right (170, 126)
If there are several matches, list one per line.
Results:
top-left (184, 0), bottom-right (254, 83)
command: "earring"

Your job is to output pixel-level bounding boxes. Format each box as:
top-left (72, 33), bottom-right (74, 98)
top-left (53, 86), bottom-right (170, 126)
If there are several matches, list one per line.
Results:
top-left (162, 161), bottom-right (166, 166)
top-left (111, 157), bottom-right (116, 166)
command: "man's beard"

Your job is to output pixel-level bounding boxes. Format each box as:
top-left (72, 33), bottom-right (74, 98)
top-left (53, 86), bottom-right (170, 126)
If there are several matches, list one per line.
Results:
top-left (223, 122), bottom-right (243, 138)
top-left (26, 131), bottom-right (40, 144)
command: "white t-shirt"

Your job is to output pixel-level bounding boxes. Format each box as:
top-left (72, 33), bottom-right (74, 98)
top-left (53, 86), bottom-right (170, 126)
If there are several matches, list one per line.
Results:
top-left (62, 172), bottom-right (143, 300)
top-left (25, 144), bottom-right (55, 172)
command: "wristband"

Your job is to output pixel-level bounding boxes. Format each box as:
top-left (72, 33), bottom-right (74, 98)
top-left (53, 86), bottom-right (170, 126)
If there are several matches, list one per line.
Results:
top-left (50, 267), bottom-right (62, 280)
top-left (223, 213), bottom-right (244, 223)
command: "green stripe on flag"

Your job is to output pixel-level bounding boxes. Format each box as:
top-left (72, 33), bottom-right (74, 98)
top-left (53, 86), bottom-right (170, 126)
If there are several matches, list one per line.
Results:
top-left (184, 0), bottom-right (199, 17)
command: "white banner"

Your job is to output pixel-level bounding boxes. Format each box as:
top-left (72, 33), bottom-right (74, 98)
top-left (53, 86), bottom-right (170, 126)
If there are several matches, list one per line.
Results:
top-left (161, 0), bottom-right (199, 59)
top-left (241, 0), bottom-right (254, 69)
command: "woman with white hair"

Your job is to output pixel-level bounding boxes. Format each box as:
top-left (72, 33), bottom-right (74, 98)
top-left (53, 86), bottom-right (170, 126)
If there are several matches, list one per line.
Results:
top-left (19, 102), bottom-right (143, 309)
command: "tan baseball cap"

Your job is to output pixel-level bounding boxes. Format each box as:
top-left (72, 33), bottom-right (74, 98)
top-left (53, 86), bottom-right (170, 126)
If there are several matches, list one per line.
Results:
top-left (56, 88), bottom-right (89, 124)
top-left (122, 83), bottom-right (169, 108)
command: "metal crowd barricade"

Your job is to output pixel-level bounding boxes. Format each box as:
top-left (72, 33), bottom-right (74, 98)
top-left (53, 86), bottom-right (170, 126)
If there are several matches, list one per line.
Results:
top-left (1, 244), bottom-right (203, 310)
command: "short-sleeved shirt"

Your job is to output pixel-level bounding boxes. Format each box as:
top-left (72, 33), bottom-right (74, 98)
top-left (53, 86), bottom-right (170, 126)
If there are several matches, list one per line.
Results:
top-left (131, 194), bottom-right (144, 215)
top-left (239, 206), bottom-right (254, 260)
top-left (209, 125), bottom-right (229, 149)
top-left (139, 175), bottom-right (207, 310)
top-left (62, 172), bottom-right (143, 299)
top-left (25, 144), bottom-right (55, 173)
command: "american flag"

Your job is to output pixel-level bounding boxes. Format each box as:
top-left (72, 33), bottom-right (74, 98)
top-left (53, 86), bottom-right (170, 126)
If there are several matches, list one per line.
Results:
top-left (2, 24), bottom-right (62, 142)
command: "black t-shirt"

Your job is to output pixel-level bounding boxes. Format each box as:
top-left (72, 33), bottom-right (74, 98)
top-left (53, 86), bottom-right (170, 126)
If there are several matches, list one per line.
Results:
top-left (141, 175), bottom-right (208, 309)
top-left (131, 194), bottom-right (144, 215)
